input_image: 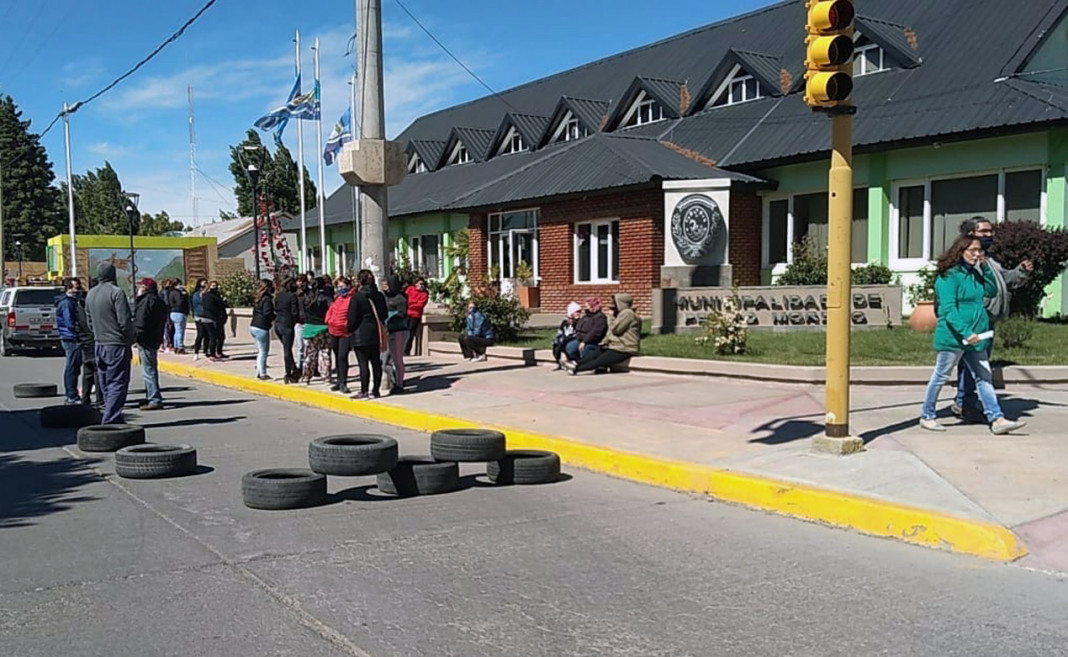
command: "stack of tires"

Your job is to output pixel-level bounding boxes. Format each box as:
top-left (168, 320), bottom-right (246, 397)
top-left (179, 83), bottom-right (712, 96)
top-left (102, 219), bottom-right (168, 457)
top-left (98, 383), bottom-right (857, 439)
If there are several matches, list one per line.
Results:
top-left (78, 424), bottom-right (199, 479)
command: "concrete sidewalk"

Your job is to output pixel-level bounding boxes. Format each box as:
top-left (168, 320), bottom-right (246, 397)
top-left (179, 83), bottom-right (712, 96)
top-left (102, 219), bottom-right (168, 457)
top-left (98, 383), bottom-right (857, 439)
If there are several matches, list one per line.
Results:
top-left (154, 335), bottom-right (1068, 569)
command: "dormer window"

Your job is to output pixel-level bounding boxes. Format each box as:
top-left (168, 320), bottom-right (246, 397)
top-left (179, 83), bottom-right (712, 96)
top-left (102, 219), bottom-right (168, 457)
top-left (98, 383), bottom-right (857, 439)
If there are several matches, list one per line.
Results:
top-left (564, 116), bottom-right (586, 141)
top-left (622, 91), bottom-right (665, 128)
top-left (497, 127), bottom-right (526, 155)
top-left (448, 141), bottom-right (470, 166)
top-left (854, 40), bottom-right (887, 76)
top-left (713, 70), bottom-right (764, 107)
top-left (408, 153), bottom-right (427, 174)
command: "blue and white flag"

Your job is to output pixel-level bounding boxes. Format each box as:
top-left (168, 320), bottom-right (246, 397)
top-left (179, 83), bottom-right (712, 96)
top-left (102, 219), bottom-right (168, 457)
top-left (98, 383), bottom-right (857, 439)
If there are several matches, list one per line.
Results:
top-left (254, 75), bottom-right (321, 142)
top-left (323, 108), bottom-right (353, 166)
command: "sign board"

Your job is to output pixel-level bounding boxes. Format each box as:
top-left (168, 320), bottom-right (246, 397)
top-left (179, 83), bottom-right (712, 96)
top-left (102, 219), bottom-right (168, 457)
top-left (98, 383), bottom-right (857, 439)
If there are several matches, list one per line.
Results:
top-left (658, 285), bottom-right (903, 331)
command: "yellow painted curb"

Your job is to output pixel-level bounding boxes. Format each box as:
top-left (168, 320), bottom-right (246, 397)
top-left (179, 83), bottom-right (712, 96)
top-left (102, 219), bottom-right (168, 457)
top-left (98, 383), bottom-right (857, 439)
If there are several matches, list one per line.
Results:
top-left (157, 358), bottom-right (1028, 562)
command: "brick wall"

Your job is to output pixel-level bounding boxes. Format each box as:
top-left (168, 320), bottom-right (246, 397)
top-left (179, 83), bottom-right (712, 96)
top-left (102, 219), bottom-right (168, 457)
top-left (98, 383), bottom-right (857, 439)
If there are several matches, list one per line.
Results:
top-left (729, 187), bottom-right (762, 286)
top-left (467, 213), bottom-right (487, 290)
top-left (538, 187), bottom-right (663, 316)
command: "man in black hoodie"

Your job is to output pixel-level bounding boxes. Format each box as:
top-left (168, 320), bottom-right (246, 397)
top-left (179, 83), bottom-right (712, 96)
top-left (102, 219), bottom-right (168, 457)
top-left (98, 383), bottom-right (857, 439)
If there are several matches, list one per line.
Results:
top-left (85, 262), bottom-right (134, 424)
top-left (134, 278), bottom-right (168, 410)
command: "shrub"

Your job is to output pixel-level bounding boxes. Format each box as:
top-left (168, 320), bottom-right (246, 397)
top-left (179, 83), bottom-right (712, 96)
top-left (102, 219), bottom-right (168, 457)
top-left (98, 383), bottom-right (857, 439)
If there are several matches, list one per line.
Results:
top-left (906, 267), bottom-right (938, 306)
top-left (997, 315), bottom-right (1035, 349)
top-left (776, 236), bottom-right (826, 286)
top-left (449, 292), bottom-right (530, 343)
top-left (219, 270), bottom-right (256, 307)
top-left (851, 262), bottom-right (894, 285)
top-left (990, 220), bottom-right (1068, 316)
top-left (695, 288), bottom-right (748, 355)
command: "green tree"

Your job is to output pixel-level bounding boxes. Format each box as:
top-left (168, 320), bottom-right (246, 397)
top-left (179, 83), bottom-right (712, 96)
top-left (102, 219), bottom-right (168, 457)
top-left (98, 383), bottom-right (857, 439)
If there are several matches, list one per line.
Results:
top-left (71, 161), bottom-right (127, 235)
top-left (0, 95), bottom-right (64, 260)
top-left (228, 129), bottom-right (265, 217)
top-left (139, 210), bottom-right (188, 236)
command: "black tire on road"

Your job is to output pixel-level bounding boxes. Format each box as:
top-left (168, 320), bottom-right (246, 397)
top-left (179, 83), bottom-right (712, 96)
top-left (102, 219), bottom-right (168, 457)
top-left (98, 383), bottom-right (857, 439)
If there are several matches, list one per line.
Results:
top-left (115, 444), bottom-right (197, 479)
top-left (430, 428), bottom-right (506, 462)
top-left (77, 424), bottom-right (146, 452)
top-left (376, 456), bottom-right (459, 497)
top-left (40, 404), bottom-right (102, 429)
top-left (488, 450), bottom-right (562, 485)
top-left (308, 434), bottom-right (398, 476)
top-left (13, 382), bottom-right (58, 398)
top-left (242, 469), bottom-right (327, 510)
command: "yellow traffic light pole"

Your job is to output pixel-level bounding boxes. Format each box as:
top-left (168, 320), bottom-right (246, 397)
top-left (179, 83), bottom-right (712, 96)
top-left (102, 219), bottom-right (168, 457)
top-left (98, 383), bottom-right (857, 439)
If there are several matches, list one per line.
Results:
top-left (805, 0), bottom-right (864, 454)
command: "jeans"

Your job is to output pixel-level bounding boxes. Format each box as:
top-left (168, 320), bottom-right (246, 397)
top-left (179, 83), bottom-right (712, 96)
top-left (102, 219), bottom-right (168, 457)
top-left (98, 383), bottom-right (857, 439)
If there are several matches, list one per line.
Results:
top-left (95, 344), bottom-right (132, 424)
top-left (922, 350), bottom-right (1003, 423)
top-left (138, 346), bottom-right (163, 405)
top-left (389, 330), bottom-right (407, 388)
top-left (170, 313), bottom-right (187, 350)
top-left (275, 324), bottom-right (298, 378)
top-left (574, 348), bottom-right (632, 374)
top-left (458, 335), bottom-right (494, 359)
top-left (565, 341), bottom-right (600, 362)
top-left (553, 337), bottom-right (578, 364)
top-left (354, 343), bottom-right (383, 395)
top-left (61, 339), bottom-right (83, 402)
top-left (956, 344), bottom-right (993, 411)
top-left (249, 326), bottom-right (270, 377)
top-left (193, 319), bottom-right (206, 354)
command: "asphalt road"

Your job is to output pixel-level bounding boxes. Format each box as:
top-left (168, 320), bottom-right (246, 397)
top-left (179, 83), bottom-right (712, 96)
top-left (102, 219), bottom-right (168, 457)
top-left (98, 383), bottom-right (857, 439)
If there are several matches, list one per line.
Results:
top-left (2, 354), bottom-right (1068, 657)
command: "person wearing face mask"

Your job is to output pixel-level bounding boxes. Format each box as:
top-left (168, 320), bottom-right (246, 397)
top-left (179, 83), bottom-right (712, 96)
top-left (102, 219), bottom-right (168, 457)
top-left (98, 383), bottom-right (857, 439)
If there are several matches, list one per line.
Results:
top-left (404, 277), bottom-right (429, 356)
top-left (951, 217), bottom-right (1034, 422)
top-left (918, 235), bottom-right (1025, 435)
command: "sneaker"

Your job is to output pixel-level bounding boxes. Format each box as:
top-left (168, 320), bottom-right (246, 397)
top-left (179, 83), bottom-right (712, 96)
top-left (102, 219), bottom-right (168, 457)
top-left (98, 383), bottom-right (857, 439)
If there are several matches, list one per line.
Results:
top-left (257, 374), bottom-right (272, 381)
top-left (338, 386), bottom-right (351, 394)
top-left (474, 354), bottom-right (487, 362)
top-left (193, 353), bottom-right (200, 362)
top-left (919, 418), bottom-right (946, 432)
top-left (352, 392), bottom-right (370, 400)
top-left (950, 403), bottom-right (963, 418)
top-left (64, 398), bottom-right (80, 405)
top-left (463, 357), bottom-right (474, 362)
top-left (991, 418), bottom-right (1026, 435)
top-left (561, 360), bottom-right (577, 373)
top-left (330, 384), bottom-right (340, 391)
top-left (139, 402), bottom-right (164, 411)
top-left (390, 386), bottom-right (405, 395)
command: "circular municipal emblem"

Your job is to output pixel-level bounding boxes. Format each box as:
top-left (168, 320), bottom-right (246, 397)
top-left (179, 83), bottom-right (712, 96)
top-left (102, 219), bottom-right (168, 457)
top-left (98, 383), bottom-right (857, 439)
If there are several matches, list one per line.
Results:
top-left (670, 194), bottom-right (723, 263)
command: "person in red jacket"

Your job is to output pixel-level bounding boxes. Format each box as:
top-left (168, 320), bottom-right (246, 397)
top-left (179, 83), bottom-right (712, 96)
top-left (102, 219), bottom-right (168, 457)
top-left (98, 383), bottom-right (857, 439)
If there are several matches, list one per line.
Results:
top-left (404, 277), bottom-right (429, 356)
top-left (325, 276), bottom-right (354, 394)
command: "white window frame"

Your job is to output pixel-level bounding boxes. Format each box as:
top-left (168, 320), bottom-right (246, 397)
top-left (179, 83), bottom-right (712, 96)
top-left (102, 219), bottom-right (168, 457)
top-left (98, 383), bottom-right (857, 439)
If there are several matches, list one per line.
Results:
top-left (620, 90), bottom-right (666, 128)
top-left (496, 126), bottom-right (526, 156)
top-left (761, 188), bottom-right (872, 270)
top-left (409, 234), bottom-right (442, 278)
top-left (573, 219), bottom-right (620, 284)
top-left (487, 208), bottom-right (540, 281)
top-left (854, 42), bottom-right (887, 77)
top-left (408, 152), bottom-right (427, 174)
top-left (447, 140), bottom-right (470, 166)
top-left (712, 66), bottom-right (764, 107)
top-left (888, 167), bottom-right (1047, 269)
top-left (549, 110), bottom-right (587, 144)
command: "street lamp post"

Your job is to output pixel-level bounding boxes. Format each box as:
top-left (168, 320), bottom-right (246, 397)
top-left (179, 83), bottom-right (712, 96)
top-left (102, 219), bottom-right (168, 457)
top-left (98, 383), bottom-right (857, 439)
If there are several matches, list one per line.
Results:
top-left (238, 145), bottom-right (268, 281)
top-left (123, 192), bottom-right (141, 288)
top-left (14, 240), bottom-right (23, 279)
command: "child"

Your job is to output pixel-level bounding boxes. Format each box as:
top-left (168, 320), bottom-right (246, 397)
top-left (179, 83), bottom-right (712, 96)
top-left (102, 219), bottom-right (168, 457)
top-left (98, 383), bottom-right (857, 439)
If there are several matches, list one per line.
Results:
top-left (553, 301), bottom-right (582, 369)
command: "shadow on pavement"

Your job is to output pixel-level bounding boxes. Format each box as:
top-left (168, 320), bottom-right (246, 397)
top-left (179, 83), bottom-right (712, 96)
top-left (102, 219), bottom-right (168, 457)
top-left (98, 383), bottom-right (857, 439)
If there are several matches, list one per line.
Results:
top-left (0, 450), bottom-right (101, 528)
top-left (749, 419), bottom-right (824, 445)
top-left (0, 409), bottom-right (78, 452)
top-left (163, 399), bottom-right (254, 409)
top-left (137, 416), bottom-right (246, 429)
top-left (858, 395), bottom-right (1049, 443)
top-left (402, 363), bottom-right (534, 394)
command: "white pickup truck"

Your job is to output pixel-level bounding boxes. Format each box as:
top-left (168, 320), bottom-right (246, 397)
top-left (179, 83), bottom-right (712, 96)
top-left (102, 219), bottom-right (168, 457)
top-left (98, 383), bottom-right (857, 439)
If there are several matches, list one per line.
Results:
top-left (0, 286), bottom-right (64, 356)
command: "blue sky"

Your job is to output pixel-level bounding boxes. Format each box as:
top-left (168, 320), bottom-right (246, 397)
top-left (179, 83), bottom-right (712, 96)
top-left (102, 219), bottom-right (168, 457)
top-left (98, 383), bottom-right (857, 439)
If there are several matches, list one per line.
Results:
top-left (0, 0), bottom-right (777, 227)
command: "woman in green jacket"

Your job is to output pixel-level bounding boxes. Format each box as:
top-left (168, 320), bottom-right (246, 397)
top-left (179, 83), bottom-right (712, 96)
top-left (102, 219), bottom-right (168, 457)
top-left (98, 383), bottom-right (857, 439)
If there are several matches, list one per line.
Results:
top-left (919, 235), bottom-right (1026, 434)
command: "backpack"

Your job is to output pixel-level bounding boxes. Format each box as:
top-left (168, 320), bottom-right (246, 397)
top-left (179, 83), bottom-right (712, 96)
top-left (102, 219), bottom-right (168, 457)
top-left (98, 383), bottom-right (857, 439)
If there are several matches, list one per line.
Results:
top-left (326, 293), bottom-right (353, 337)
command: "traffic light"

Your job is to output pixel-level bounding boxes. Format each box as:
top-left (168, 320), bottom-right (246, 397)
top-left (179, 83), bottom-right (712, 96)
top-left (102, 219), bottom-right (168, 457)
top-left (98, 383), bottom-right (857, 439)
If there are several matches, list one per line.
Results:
top-left (804, 0), bottom-right (855, 108)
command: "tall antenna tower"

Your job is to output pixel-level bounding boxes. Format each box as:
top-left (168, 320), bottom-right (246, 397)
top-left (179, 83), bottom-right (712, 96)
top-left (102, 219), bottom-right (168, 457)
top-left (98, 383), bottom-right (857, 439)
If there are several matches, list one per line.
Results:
top-left (187, 85), bottom-right (198, 227)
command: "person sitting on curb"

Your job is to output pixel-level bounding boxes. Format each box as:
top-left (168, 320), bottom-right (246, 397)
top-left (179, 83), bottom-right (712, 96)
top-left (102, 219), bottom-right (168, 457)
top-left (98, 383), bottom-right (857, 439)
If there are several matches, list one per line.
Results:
top-left (566, 297), bottom-right (608, 363)
top-left (134, 277), bottom-right (169, 411)
top-left (565, 293), bottom-right (641, 375)
top-left (552, 301), bottom-right (581, 370)
top-left (952, 216), bottom-right (1034, 422)
top-left (458, 300), bottom-right (494, 362)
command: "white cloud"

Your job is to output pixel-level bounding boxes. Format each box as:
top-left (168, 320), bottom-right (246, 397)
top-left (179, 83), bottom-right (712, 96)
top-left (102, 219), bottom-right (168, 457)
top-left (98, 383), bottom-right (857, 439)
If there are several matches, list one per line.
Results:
top-left (87, 142), bottom-right (128, 158)
top-left (62, 60), bottom-right (105, 88)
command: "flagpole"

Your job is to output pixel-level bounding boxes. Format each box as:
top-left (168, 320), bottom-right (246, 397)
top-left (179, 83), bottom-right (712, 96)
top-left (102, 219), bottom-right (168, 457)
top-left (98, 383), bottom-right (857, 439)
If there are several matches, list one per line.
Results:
top-left (350, 72), bottom-right (360, 268)
top-left (313, 38), bottom-right (327, 274)
top-left (295, 29), bottom-right (307, 273)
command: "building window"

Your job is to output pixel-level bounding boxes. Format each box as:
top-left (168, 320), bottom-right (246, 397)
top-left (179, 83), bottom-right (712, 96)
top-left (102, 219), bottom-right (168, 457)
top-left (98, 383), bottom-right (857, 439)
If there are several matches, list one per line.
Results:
top-left (764, 189), bottom-right (869, 267)
top-left (410, 235), bottom-right (441, 277)
top-left (488, 209), bottom-right (539, 280)
top-left (853, 43), bottom-right (887, 77)
top-left (623, 92), bottom-right (665, 128)
top-left (408, 153), bottom-right (427, 174)
top-left (498, 127), bottom-right (526, 155)
top-left (890, 168), bottom-right (1044, 264)
top-left (565, 116), bottom-right (586, 141)
top-left (575, 220), bottom-right (619, 283)
top-left (713, 72), bottom-right (764, 107)
top-left (448, 141), bottom-right (470, 166)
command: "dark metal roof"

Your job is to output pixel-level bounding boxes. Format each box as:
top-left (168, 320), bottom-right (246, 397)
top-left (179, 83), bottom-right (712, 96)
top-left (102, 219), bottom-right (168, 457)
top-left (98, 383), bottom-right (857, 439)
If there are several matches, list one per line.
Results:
top-left (855, 16), bottom-right (922, 68)
top-left (564, 97), bottom-right (612, 133)
top-left (733, 50), bottom-right (786, 95)
top-left (487, 113), bottom-right (551, 156)
top-left (605, 76), bottom-right (685, 130)
top-left (407, 140), bottom-right (446, 168)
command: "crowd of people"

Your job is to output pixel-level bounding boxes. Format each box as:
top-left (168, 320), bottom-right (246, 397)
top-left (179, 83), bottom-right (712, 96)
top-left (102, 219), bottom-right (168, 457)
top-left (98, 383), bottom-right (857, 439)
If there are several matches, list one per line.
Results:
top-left (550, 293), bottom-right (642, 375)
